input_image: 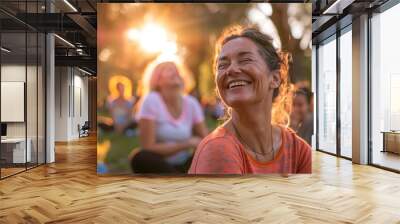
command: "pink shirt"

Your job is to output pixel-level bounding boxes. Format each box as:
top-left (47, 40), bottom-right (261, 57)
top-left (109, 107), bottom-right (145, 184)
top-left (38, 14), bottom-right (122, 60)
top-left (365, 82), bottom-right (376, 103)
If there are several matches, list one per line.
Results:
top-left (136, 91), bottom-right (204, 165)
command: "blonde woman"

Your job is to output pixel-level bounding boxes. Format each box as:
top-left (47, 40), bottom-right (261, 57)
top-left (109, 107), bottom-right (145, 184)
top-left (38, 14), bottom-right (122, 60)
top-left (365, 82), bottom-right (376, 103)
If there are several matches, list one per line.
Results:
top-left (131, 61), bottom-right (208, 173)
top-left (189, 26), bottom-right (312, 174)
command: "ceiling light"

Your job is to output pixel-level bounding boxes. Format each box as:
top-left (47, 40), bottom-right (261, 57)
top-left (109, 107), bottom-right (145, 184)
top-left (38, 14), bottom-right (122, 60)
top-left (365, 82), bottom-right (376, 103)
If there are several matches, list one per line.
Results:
top-left (54, 34), bottom-right (75, 48)
top-left (323, 0), bottom-right (341, 14)
top-left (322, 0), bottom-right (355, 15)
top-left (78, 67), bottom-right (93, 76)
top-left (1, 47), bottom-right (11, 53)
top-left (63, 0), bottom-right (78, 12)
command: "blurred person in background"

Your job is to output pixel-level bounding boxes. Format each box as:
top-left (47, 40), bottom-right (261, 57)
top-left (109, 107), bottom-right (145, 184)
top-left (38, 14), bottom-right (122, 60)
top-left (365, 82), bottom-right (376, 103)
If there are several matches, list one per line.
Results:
top-left (212, 99), bottom-right (225, 120)
top-left (293, 80), bottom-right (314, 114)
top-left (289, 87), bottom-right (313, 145)
top-left (204, 98), bottom-right (225, 120)
top-left (106, 82), bottom-right (137, 135)
top-left (130, 61), bottom-right (208, 173)
top-left (189, 26), bottom-right (311, 174)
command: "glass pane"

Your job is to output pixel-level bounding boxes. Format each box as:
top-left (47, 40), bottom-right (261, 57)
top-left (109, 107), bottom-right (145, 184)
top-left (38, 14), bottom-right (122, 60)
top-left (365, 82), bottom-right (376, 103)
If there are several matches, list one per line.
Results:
top-left (0, 1), bottom-right (46, 178)
top-left (318, 37), bottom-right (337, 154)
top-left (371, 4), bottom-right (400, 171)
top-left (26, 0), bottom-right (39, 169)
top-left (340, 29), bottom-right (352, 158)
top-left (311, 45), bottom-right (317, 149)
top-left (38, 33), bottom-right (45, 165)
top-left (1, 30), bottom-right (27, 177)
top-left (27, 31), bottom-right (38, 169)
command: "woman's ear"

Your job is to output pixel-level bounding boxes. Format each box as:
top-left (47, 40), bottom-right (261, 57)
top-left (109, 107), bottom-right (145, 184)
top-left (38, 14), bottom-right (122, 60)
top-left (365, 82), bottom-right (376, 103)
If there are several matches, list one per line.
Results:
top-left (270, 70), bottom-right (281, 89)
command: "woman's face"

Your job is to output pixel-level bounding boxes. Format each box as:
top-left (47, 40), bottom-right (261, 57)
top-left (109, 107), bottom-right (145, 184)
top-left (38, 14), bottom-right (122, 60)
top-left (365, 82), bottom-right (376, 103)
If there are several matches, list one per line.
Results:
top-left (216, 37), bottom-right (280, 108)
top-left (292, 94), bottom-right (309, 121)
top-left (158, 63), bottom-right (183, 97)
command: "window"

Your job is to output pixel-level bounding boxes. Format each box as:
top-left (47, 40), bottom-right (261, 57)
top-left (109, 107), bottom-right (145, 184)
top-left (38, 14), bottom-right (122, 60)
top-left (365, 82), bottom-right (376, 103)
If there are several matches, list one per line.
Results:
top-left (317, 36), bottom-right (337, 154)
top-left (339, 28), bottom-right (352, 158)
top-left (370, 3), bottom-right (400, 171)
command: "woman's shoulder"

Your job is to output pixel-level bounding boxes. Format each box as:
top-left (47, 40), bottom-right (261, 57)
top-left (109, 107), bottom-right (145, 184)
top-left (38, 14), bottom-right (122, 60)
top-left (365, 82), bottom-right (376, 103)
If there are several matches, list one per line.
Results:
top-left (184, 94), bottom-right (201, 106)
top-left (278, 125), bottom-right (312, 173)
top-left (141, 91), bottom-right (161, 104)
top-left (279, 125), bottom-right (311, 151)
top-left (136, 92), bottom-right (162, 120)
top-left (190, 127), bottom-right (244, 174)
top-left (197, 127), bottom-right (239, 153)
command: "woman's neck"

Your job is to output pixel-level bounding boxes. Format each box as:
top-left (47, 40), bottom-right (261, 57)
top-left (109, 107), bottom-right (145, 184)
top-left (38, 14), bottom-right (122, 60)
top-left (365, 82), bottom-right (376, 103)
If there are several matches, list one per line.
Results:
top-left (160, 92), bottom-right (183, 118)
top-left (162, 93), bottom-right (181, 106)
top-left (230, 102), bottom-right (275, 156)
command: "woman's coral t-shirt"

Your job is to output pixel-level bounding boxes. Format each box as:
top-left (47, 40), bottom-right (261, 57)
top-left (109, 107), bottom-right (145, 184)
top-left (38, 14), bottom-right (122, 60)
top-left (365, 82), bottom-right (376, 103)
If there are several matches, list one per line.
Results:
top-left (188, 126), bottom-right (312, 174)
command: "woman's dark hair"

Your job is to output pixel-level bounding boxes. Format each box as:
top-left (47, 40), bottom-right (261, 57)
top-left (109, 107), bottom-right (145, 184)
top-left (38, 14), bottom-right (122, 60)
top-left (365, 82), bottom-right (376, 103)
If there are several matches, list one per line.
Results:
top-left (214, 25), bottom-right (293, 125)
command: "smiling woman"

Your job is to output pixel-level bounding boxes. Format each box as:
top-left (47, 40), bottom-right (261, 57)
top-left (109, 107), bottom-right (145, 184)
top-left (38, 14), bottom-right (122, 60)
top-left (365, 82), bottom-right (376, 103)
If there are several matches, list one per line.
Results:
top-left (189, 26), bottom-right (312, 175)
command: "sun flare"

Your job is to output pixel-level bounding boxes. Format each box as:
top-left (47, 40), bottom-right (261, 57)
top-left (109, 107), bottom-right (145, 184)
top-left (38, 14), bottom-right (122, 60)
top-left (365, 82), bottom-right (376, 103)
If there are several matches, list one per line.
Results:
top-left (127, 23), bottom-right (177, 54)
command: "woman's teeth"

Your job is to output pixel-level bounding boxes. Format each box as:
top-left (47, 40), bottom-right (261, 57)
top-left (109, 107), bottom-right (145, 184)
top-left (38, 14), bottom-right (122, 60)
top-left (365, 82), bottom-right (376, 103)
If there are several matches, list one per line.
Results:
top-left (229, 81), bottom-right (248, 89)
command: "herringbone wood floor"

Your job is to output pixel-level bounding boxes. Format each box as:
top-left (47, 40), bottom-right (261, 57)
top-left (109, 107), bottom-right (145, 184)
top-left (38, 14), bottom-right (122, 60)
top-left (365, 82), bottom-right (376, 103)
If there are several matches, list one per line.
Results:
top-left (1, 135), bottom-right (400, 224)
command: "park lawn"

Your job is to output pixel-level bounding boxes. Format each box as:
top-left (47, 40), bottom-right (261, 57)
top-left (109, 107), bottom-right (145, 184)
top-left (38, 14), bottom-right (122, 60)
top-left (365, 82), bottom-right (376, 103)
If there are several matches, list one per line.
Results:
top-left (99, 115), bottom-right (220, 174)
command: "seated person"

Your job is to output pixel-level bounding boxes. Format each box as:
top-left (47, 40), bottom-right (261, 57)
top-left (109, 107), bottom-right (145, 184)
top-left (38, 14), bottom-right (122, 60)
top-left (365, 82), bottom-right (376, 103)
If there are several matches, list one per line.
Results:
top-left (290, 87), bottom-right (313, 145)
top-left (106, 82), bottom-right (136, 134)
top-left (131, 61), bottom-right (208, 173)
top-left (189, 26), bottom-right (312, 174)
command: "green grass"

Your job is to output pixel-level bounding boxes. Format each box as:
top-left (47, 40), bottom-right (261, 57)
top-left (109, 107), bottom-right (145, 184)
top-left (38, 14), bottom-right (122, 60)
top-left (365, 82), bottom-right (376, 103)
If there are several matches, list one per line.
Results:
top-left (99, 115), bottom-right (219, 173)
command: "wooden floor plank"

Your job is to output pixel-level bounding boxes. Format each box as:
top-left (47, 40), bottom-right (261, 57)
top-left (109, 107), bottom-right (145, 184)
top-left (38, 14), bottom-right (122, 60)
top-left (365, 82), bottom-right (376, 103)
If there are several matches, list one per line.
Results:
top-left (0, 135), bottom-right (399, 223)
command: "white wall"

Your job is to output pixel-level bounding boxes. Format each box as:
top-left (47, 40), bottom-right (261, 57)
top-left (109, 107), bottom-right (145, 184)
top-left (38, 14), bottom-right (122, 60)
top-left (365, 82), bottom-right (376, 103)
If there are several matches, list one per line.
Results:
top-left (54, 67), bottom-right (89, 141)
top-left (1, 65), bottom-right (25, 136)
top-left (71, 73), bottom-right (89, 138)
top-left (55, 67), bottom-right (69, 141)
top-left (1, 64), bottom-right (46, 164)
top-left (1, 65), bottom-right (26, 141)
top-left (1, 65), bottom-right (37, 138)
